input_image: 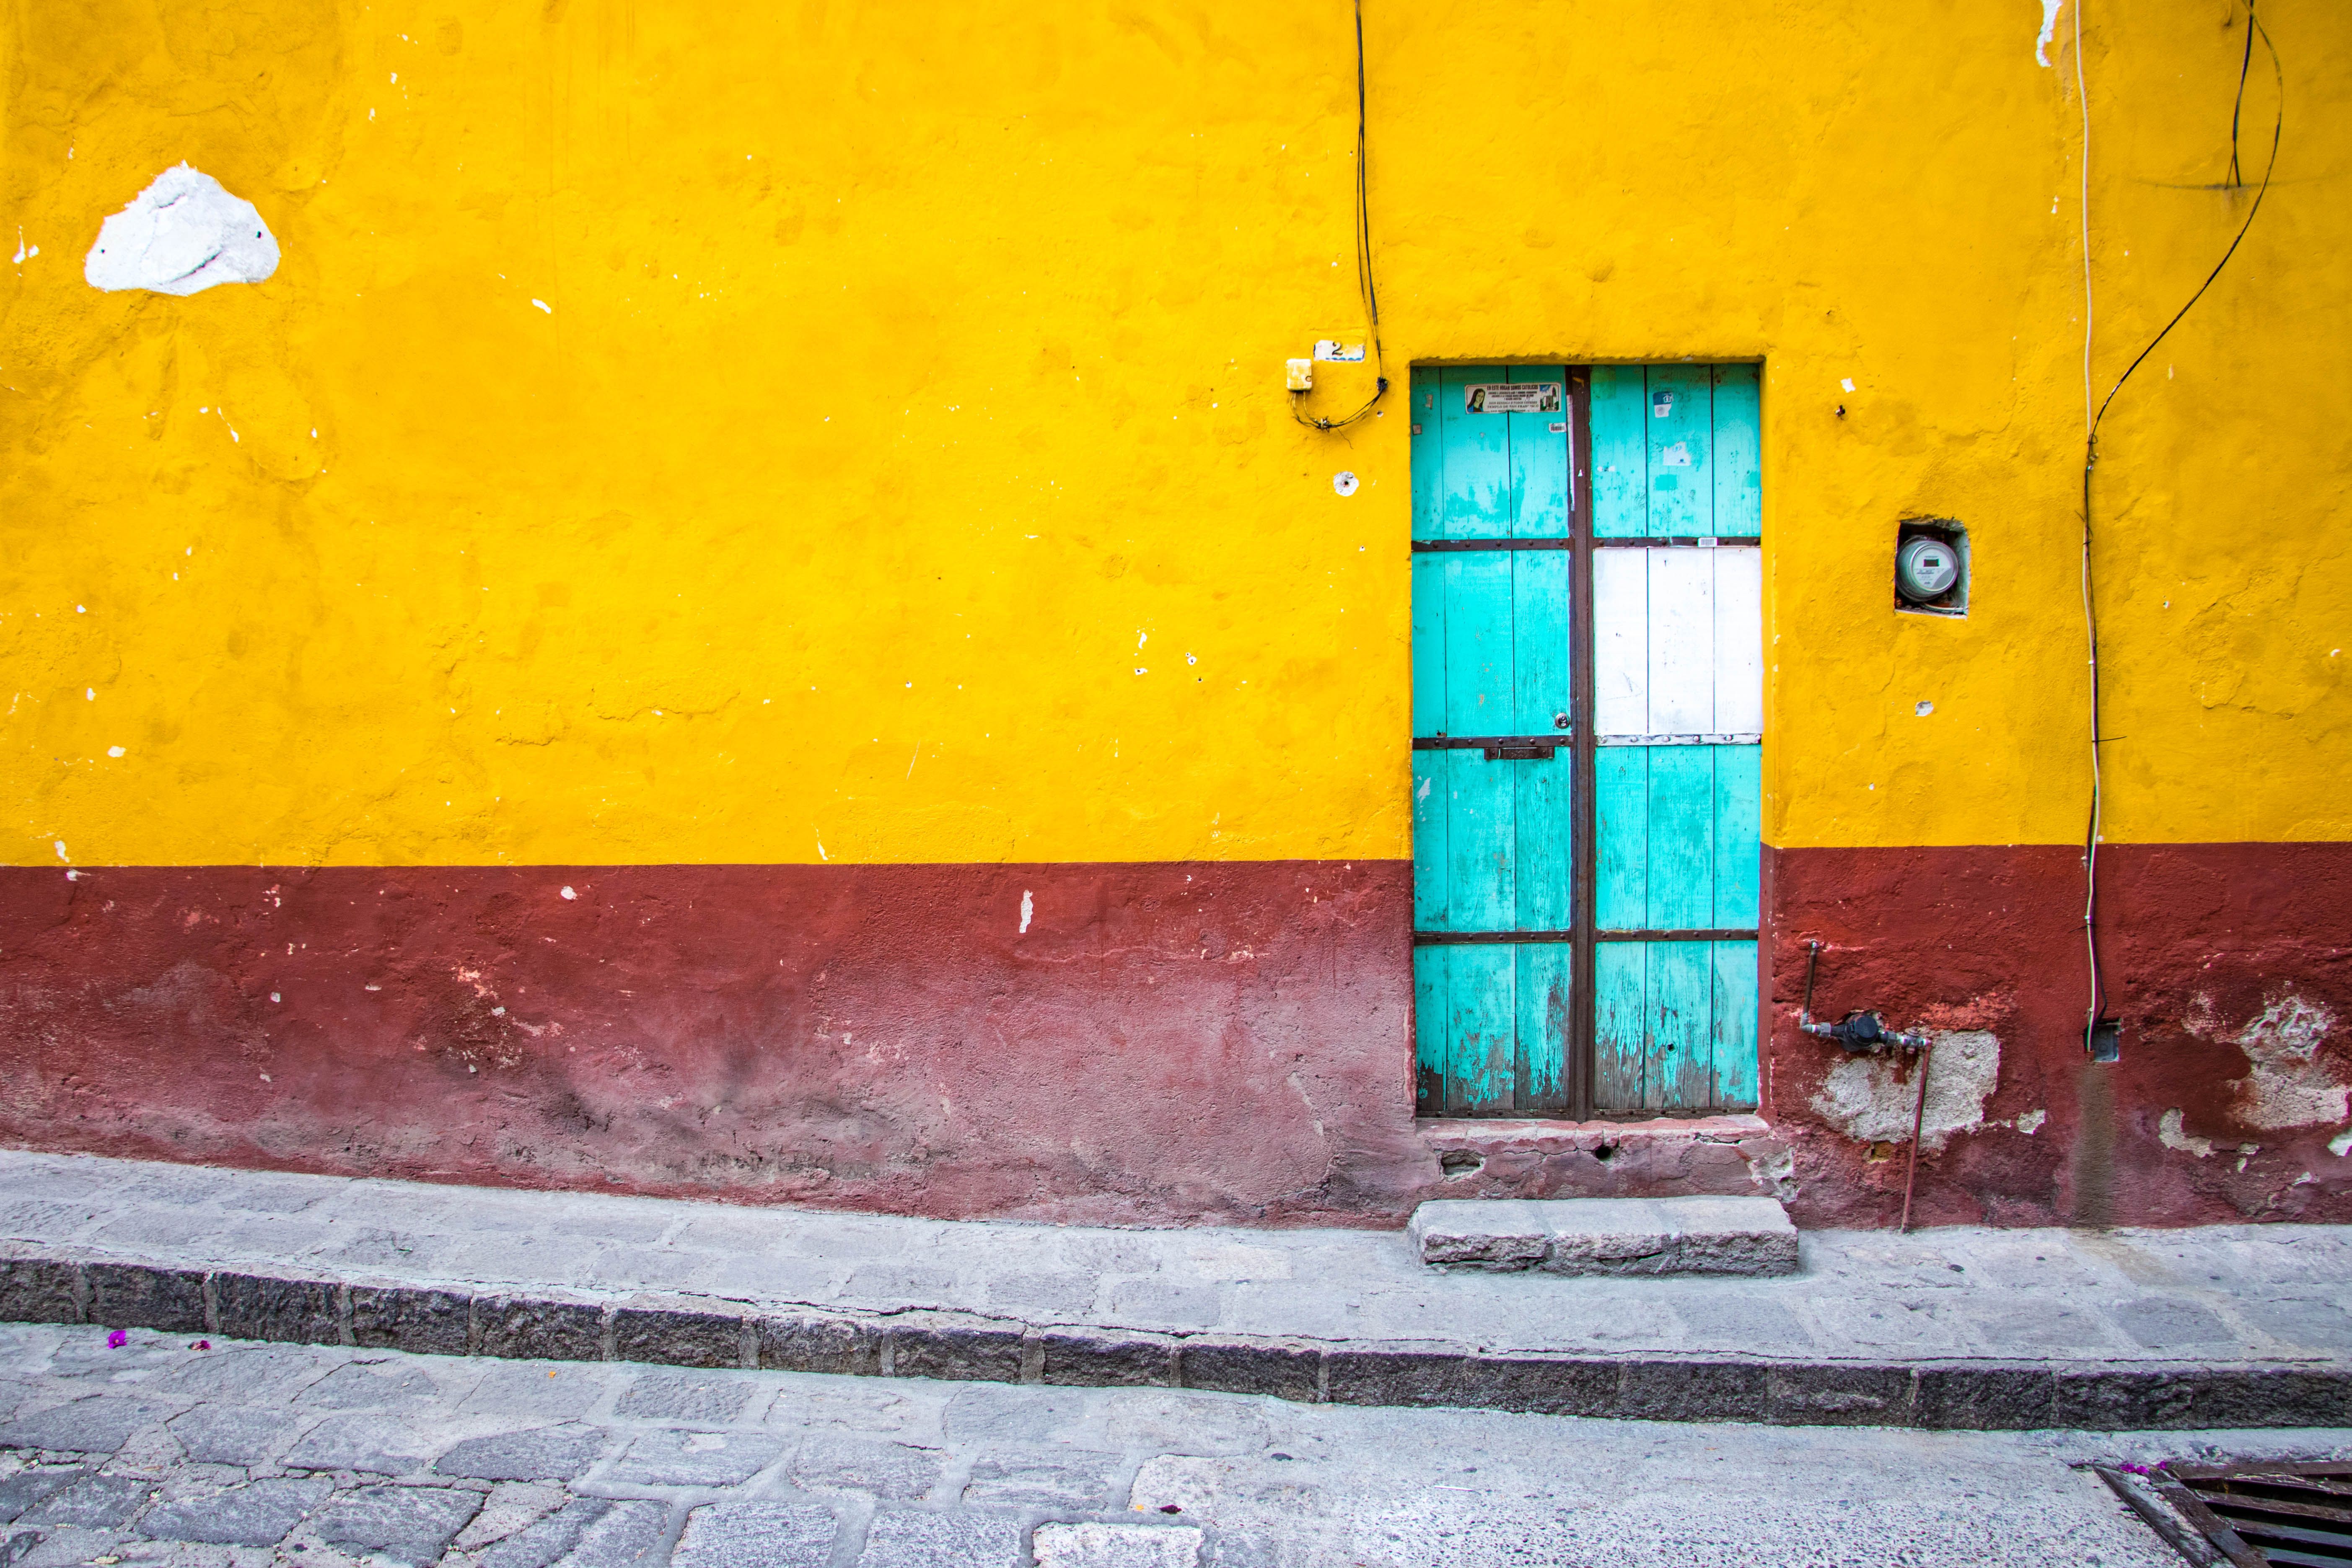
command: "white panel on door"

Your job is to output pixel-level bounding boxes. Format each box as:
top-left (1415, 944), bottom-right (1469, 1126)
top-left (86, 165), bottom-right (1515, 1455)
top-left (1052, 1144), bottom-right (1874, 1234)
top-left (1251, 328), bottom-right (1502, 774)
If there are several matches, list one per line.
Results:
top-left (1712, 546), bottom-right (1764, 734)
top-left (1647, 548), bottom-right (1715, 734)
top-left (1593, 549), bottom-right (1648, 736)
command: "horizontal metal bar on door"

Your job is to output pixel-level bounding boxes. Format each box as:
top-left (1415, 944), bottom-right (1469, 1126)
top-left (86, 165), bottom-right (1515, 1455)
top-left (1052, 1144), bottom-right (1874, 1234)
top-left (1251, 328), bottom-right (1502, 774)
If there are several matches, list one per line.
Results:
top-left (1409, 538), bottom-right (1571, 552)
top-left (1591, 536), bottom-right (1761, 548)
top-left (1595, 733), bottom-right (1761, 746)
top-left (1412, 928), bottom-right (1759, 946)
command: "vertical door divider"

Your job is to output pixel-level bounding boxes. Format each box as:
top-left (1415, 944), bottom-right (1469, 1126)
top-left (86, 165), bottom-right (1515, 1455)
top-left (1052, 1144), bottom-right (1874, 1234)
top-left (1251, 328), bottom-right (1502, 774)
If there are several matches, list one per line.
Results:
top-left (1568, 367), bottom-right (1598, 1123)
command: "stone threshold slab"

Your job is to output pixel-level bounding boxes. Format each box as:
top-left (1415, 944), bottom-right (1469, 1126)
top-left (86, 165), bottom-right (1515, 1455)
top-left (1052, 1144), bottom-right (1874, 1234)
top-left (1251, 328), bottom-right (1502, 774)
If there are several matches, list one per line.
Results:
top-left (1411, 1197), bottom-right (1800, 1275)
top-left (2, 1247), bottom-right (2342, 1432)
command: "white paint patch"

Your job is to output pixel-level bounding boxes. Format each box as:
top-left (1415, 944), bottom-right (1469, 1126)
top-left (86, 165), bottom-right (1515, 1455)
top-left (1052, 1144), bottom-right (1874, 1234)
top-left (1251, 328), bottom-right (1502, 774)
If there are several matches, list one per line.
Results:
top-left (2158, 1109), bottom-right (2214, 1159)
top-left (12, 228), bottom-right (36, 263)
top-left (1915, 700), bottom-right (1933, 717)
top-left (106, 746), bottom-right (124, 758)
top-left (1019, 889), bottom-right (1034, 934)
top-left (1332, 470), bottom-right (1359, 497)
top-left (2198, 989), bottom-right (2347, 1131)
top-left (2015, 1108), bottom-right (2046, 1135)
top-left (85, 165), bottom-right (278, 295)
top-left (559, 885), bottom-right (576, 900)
top-left (1810, 1030), bottom-right (1998, 1152)
top-left (531, 298), bottom-right (551, 313)
top-left (52, 840), bottom-right (68, 861)
top-left (2036, 0), bottom-right (2064, 67)
top-left (1839, 377), bottom-right (1856, 393)
top-left (2330, 1129), bottom-right (2352, 1158)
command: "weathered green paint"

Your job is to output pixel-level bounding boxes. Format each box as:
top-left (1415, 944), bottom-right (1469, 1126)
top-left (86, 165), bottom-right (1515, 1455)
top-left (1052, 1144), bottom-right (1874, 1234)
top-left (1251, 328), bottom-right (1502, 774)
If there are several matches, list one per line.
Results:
top-left (1590, 365), bottom-right (1647, 539)
top-left (1711, 363), bottom-right (1762, 535)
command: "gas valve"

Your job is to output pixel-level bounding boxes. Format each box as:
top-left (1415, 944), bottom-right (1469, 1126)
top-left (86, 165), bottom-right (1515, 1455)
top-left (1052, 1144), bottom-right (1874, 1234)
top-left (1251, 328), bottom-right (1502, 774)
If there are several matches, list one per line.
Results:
top-left (1802, 1009), bottom-right (1932, 1054)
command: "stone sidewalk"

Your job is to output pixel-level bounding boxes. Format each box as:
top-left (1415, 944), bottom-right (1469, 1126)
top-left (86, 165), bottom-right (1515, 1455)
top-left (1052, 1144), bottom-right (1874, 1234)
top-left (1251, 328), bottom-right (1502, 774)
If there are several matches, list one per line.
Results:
top-left (10, 1319), bottom-right (2333, 1568)
top-left (3, 1151), bottom-right (2348, 1430)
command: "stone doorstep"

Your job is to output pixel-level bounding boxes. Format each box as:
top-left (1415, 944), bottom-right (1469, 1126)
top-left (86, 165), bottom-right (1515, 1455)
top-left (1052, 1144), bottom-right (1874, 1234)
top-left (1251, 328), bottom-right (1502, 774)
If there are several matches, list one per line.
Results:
top-left (1409, 1197), bottom-right (1800, 1277)
top-left (3, 1248), bottom-right (2345, 1432)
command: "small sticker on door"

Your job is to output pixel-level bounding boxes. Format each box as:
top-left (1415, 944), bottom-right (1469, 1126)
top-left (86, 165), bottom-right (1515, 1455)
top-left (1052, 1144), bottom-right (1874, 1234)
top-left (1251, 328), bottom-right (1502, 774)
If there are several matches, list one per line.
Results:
top-left (1549, 422), bottom-right (1567, 434)
top-left (1661, 441), bottom-right (1692, 467)
top-left (1653, 390), bottom-right (1674, 417)
top-left (1464, 383), bottom-right (1563, 414)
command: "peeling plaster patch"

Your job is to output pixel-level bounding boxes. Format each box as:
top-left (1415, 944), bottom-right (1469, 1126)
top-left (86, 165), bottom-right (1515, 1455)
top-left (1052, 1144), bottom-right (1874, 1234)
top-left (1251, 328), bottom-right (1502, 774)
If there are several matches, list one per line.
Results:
top-left (2158, 1109), bottom-right (2214, 1159)
top-left (1810, 1030), bottom-right (1997, 1152)
top-left (1019, 889), bottom-right (1034, 934)
top-left (2331, 1129), bottom-right (2352, 1158)
top-left (85, 165), bottom-right (278, 295)
top-left (2212, 990), bottom-right (2346, 1131)
top-left (559, 885), bottom-right (576, 900)
top-left (2035, 0), bottom-right (2064, 66)
top-left (2015, 1108), bottom-right (2046, 1135)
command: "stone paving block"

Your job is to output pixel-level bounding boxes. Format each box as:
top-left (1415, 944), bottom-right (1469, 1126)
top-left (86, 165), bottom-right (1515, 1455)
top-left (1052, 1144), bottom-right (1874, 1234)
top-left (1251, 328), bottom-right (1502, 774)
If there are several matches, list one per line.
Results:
top-left (842, 1265), bottom-right (957, 1305)
top-left (1413, 1198), bottom-right (1800, 1278)
top-left (610, 1307), bottom-right (744, 1371)
top-left (1323, 1350), bottom-right (1469, 1409)
top-left (6, 1522), bottom-right (120, 1568)
top-left (1616, 1359), bottom-right (1768, 1423)
top-left (1448, 1355), bottom-right (1618, 1417)
top-left (350, 1286), bottom-right (472, 1355)
top-left (1763, 1364), bottom-right (1916, 1425)
top-left (0, 1467), bottom-right (87, 1525)
top-left (435, 1424), bottom-right (609, 1482)
top-left (0, 1262), bottom-right (80, 1328)
top-left (940, 1387), bottom-right (1092, 1446)
top-left (2108, 1297), bottom-right (2237, 1349)
top-left (858, 1509), bottom-right (1022, 1568)
top-left (312, 1482), bottom-right (483, 1565)
top-left (889, 1322), bottom-right (1023, 1384)
top-left (165, 1405), bottom-right (289, 1466)
top-left (614, 1373), bottom-right (756, 1423)
top-left (150, 1344), bottom-right (319, 1403)
top-left (1406, 1200), bottom-right (1555, 1269)
top-left (212, 1274), bottom-right (341, 1346)
top-left (83, 1265), bottom-right (208, 1335)
top-left (1033, 1521), bottom-right (1204, 1568)
top-left (479, 1495), bottom-right (607, 1568)
top-left (606, 1429), bottom-right (785, 1487)
top-left (672, 1501), bottom-right (836, 1568)
top-left (961, 1450), bottom-right (1122, 1508)
top-left (1177, 1341), bottom-right (1319, 1404)
top-left (479, 1299), bottom-right (605, 1363)
top-left (558, 1497), bottom-right (672, 1568)
top-left (986, 1273), bottom-right (1098, 1317)
top-left (18, 1473), bottom-right (152, 1529)
top-left (2242, 1294), bottom-right (2352, 1352)
top-left (1040, 1329), bottom-right (1178, 1388)
top-left (282, 1412), bottom-right (441, 1475)
top-left (1913, 1365), bottom-right (2056, 1431)
top-left (789, 1436), bottom-right (943, 1501)
top-left (138, 1477), bottom-right (332, 1545)
top-left (300, 1361), bottom-right (443, 1410)
top-left (0, 1398), bottom-right (171, 1455)
top-left (461, 1365), bottom-right (604, 1420)
top-left (1103, 1281), bottom-right (1225, 1330)
top-left (755, 1314), bottom-right (883, 1377)
top-left (1103, 1392), bottom-right (1272, 1457)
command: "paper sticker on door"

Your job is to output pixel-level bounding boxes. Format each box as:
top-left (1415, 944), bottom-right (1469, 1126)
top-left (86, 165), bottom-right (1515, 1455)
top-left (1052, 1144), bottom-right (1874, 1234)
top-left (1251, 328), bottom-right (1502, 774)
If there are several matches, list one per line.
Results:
top-left (1464, 383), bottom-right (1563, 414)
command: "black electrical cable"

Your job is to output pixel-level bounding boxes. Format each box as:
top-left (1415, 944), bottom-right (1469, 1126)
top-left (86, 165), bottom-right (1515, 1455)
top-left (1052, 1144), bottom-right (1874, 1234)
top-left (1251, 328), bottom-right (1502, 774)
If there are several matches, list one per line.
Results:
top-left (1291, 0), bottom-right (1389, 432)
top-left (2078, 0), bottom-right (2281, 1053)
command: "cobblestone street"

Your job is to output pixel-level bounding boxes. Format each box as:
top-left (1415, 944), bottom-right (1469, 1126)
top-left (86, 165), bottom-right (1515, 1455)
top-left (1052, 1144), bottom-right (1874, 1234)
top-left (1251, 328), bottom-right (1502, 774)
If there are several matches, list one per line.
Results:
top-left (3, 1319), bottom-right (2341, 1567)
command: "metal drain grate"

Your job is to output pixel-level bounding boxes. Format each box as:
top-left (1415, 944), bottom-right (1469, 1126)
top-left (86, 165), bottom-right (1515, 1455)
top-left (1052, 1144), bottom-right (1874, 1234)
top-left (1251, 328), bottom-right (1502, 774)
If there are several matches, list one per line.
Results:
top-left (2102, 1461), bottom-right (2352, 1568)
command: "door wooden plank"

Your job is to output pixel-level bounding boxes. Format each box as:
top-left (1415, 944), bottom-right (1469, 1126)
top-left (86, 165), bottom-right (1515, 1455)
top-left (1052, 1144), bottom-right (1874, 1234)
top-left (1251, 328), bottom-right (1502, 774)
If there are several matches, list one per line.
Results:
top-left (1514, 742), bottom-right (1573, 933)
top-left (1648, 940), bottom-right (1715, 1109)
top-left (1591, 546), bottom-right (1648, 736)
top-left (1513, 544), bottom-right (1572, 936)
top-left (1590, 366), bottom-right (1647, 538)
top-left (1510, 549), bottom-right (1572, 736)
top-left (1440, 365), bottom-right (1513, 539)
top-left (1411, 370), bottom-right (1445, 542)
top-left (1593, 940), bottom-right (1648, 1109)
top-left (1412, 747), bottom-right (1449, 930)
top-left (1410, 552), bottom-right (1447, 736)
top-left (1446, 752), bottom-right (1513, 934)
top-left (1443, 553), bottom-right (1513, 736)
top-left (1711, 939), bottom-right (1761, 1109)
top-left (1448, 944), bottom-right (1517, 1113)
top-left (1711, 363), bottom-right (1762, 536)
top-left (1645, 745), bottom-right (1715, 930)
top-left (1712, 743), bottom-right (1762, 927)
top-left (1644, 365), bottom-right (1712, 538)
top-left (1647, 547), bottom-right (1716, 734)
top-left (1515, 941), bottom-right (1575, 1111)
top-left (1507, 364), bottom-right (1571, 537)
top-left (1593, 746), bottom-right (1648, 931)
top-left (1712, 546), bottom-right (1764, 735)
top-left (1413, 945), bottom-right (1448, 1113)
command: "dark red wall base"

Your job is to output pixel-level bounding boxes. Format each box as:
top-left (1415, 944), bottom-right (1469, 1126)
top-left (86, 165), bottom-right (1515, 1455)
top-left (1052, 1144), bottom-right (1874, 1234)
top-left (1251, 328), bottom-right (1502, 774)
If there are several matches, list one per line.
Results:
top-left (1765, 842), bottom-right (2352, 1228)
top-left (0, 862), bottom-right (1428, 1226)
top-left (3, 843), bottom-right (2346, 1230)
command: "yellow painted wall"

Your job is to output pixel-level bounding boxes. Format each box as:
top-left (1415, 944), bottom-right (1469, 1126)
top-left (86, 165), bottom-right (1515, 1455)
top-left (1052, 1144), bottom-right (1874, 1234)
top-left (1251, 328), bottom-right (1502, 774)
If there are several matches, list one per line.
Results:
top-left (3, 0), bottom-right (2345, 867)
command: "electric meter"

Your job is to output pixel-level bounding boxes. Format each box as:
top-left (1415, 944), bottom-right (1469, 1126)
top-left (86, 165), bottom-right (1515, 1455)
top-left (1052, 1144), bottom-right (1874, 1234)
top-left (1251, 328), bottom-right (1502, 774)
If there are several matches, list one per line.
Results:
top-left (1895, 536), bottom-right (1959, 602)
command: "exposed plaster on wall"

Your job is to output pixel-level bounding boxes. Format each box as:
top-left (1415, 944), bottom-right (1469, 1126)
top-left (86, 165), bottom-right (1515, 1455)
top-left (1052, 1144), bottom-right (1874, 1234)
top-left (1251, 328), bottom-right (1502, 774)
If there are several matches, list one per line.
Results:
top-left (2193, 989), bottom-right (2347, 1131)
top-left (2159, 1109), bottom-right (2215, 1159)
top-left (84, 166), bottom-right (278, 296)
top-left (1809, 1030), bottom-right (1998, 1153)
top-left (2034, 0), bottom-right (2064, 67)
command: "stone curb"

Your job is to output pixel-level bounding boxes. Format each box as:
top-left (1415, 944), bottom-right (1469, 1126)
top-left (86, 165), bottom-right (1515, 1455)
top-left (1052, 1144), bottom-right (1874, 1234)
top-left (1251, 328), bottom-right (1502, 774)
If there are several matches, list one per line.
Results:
top-left (3, 1250), bottom-right (2342, 1431)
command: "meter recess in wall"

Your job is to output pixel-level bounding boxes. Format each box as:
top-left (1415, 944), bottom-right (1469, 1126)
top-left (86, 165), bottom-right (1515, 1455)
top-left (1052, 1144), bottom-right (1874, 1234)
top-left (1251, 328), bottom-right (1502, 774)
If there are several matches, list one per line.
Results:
top-left (1894, 519), bottom-right (1968, 616)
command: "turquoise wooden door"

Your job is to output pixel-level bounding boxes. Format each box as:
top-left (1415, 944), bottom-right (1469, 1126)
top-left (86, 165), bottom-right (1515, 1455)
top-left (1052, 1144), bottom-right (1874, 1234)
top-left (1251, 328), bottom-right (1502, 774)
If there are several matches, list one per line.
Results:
top-left (1590, 363), bottom-right (1762, 1112)
top-left (1410, 365), bottom-right (1575, 1114)
top-left (1410, 362), bottom-right (1761, 1117)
